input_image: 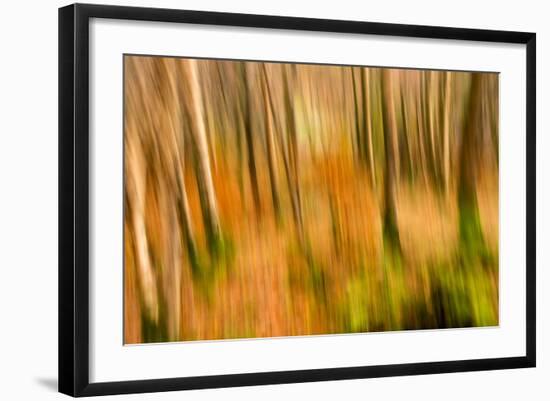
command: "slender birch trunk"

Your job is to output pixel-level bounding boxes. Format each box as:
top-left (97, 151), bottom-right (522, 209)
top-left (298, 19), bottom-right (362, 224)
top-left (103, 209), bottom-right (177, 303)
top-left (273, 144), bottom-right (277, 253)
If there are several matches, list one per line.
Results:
top-left (185, 59), bottom-right (221, 241)
top-left (170, 60), bottom-right (198, 265)
top-left (126, 145), bottom-right (159, 324)
top-left (362, 68), bottom-right (376, 186)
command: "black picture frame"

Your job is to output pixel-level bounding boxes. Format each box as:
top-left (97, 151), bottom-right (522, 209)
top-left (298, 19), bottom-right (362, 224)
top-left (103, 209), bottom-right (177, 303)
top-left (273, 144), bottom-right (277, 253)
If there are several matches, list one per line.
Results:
top-left (59, 3), bottom-right (536, 397)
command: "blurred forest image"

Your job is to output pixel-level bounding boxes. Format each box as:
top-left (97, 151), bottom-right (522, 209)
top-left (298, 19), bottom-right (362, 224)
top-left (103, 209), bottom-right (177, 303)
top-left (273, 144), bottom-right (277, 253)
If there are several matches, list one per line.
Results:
top-left (124, 55), bottom-right (499, 344)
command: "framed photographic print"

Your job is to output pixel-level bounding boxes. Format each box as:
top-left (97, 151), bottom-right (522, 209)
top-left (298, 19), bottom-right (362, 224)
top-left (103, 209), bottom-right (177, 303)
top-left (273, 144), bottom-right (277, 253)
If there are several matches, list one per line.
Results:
top-left (58, 3), bottom-right (536, 397)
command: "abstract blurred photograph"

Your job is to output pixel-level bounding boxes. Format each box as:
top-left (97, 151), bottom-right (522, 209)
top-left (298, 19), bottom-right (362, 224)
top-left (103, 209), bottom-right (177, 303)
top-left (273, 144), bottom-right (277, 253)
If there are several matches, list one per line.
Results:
top-left (123, 55), bottom-right (499, 344)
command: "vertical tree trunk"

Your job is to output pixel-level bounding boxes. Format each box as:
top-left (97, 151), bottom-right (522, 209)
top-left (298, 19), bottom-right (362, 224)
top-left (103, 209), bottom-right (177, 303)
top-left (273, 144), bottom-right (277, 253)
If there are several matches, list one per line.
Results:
top-left (443, 71), bottom-right (452, 195)
top-left (417, 72), bottom-right (430, 186)
top-left (200, 64), bottom-right (218, 172)
top-left (381, 69), bottom-right (400, 247)
top-left (428, 72), bottom-right (438, 181)
top-left (282, 65), bottom-right (305, 242)
top-left (458, 73), bottom-right (484, 250)
top-left (240, 62), bottom-right (262, 214)
top-left (124, 57), bottom-right (161, 326)
top-left (185, 59), bottom-right (221, 241)
top-left (422, 72), bottom-right (436, 182)
top-left (261, 64), bottom-right (281, 220)
top-left (362, 68), bottom-right (376, 186)
top-left (351, 67), bottom-right (363, 161)
top-left (215, 63), bottom-right (229, 151)
top-left (232, 64), bottom-right (245, 196)
top-left (170, 60), bottom-right (198, 268)
top-left (126, 146), bottom-right (159, 324)
top-left (174, 161), bottom-right (197, 264)
top-left (459, 73), bottom-right (482, 209)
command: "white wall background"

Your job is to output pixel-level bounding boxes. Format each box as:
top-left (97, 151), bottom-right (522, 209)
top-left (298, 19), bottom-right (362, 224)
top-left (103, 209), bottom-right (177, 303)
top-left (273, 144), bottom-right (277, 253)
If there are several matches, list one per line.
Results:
top-left (0, 0), bottom-right (546, 399)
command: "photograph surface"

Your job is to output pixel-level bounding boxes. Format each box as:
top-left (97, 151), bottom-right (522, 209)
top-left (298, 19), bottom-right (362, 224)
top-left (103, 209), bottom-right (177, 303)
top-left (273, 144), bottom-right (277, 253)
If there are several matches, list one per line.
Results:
top-left (123, 55), bottom-right (499, 344)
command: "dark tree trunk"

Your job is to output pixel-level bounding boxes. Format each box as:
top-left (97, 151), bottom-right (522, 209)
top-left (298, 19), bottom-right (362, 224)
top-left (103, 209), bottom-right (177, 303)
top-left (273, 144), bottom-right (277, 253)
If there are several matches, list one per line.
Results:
top-left (240, 63), bottom-right (261, 214)
top-left (381, 69), bottom-right (400, 248)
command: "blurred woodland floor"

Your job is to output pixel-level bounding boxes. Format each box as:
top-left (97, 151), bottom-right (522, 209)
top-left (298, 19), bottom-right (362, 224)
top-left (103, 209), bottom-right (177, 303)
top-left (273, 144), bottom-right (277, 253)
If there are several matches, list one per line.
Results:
top-left (124, 56), bottom-right (499, 343)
